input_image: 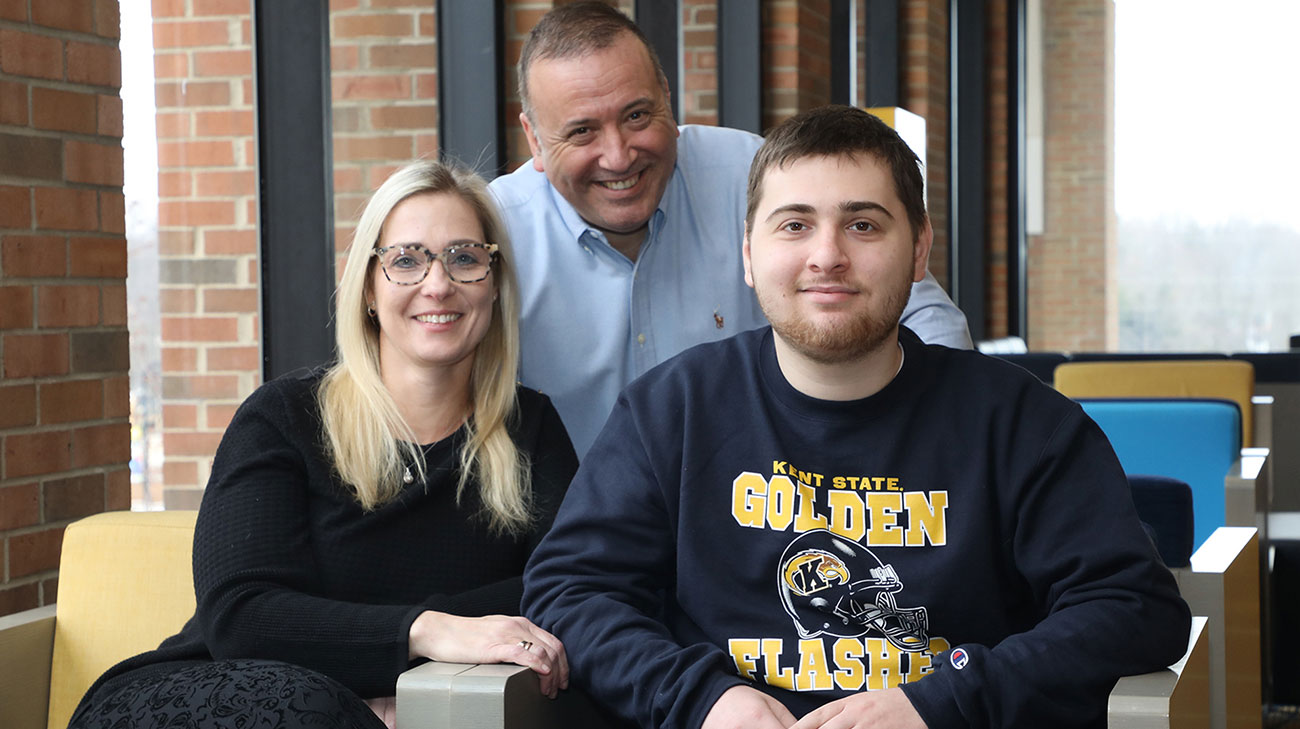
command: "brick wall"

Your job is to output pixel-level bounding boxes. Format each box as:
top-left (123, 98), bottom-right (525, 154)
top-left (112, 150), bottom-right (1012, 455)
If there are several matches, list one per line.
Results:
top-left (0, 1), bottom-right (129, 616)
top-left (152, 0), bottom-right (259, 508)
top-left (764, 0), bottom-right (832, 128)
top-left (1026, 0), bottom-right (1112, 350)
top-left (900, 0), bottom-right (949, 288)
top-left (680, 0), bottom-right (717, 126)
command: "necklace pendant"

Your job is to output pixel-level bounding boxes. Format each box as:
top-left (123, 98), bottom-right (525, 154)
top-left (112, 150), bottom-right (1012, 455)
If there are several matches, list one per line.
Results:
top-left (403, 467), bottom-right (414, 484)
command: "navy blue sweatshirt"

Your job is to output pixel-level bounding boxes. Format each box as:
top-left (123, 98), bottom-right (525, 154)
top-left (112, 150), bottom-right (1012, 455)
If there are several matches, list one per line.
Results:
top-left (524, 326), bottom-right (1189, 729)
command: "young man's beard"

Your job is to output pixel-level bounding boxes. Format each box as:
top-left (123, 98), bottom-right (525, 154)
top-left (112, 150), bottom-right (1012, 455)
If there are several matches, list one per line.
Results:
top-left (756, 278), bottom-right (912, 365)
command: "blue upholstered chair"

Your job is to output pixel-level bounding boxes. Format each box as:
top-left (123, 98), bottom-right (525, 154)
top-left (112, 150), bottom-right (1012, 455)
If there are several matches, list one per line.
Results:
top-left (1080, 398), bottom-right (1242, 550)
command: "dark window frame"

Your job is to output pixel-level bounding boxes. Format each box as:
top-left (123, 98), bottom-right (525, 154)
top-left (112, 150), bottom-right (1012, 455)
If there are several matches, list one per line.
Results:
top-left (253, 0), bottom-right (336, 380)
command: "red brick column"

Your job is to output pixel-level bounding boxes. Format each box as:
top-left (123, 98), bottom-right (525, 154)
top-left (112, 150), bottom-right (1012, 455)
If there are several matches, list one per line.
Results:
top-left (0, 1), bottom-right (129, 616)
top-left (901, 0), bottom-right (949, 289)
top-left (764, 0), bottom-right (832, 129)
top-left (1026, 0), bottom-right (1112, 350)
top-left (681, 0), bottom-right (718, 125)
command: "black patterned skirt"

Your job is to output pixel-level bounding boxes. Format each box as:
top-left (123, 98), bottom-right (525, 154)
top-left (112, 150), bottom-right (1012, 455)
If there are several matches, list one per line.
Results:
top-left (69, 658), bottom-right (386, 729)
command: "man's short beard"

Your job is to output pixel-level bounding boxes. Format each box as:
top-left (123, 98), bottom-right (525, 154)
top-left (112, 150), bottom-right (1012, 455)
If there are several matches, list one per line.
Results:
top-left (756, 282), bottom-right (912, 365)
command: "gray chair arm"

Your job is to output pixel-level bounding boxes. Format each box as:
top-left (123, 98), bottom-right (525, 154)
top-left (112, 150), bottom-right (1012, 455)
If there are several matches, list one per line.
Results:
top-left (1173, 526), bottom-right (1260, 729)
top-left (1225, 450), bottom-right (1269, 532)
top-left (0, 604), bottom-right (56, 729)
top-left (396, 661), bottom-right (622, 729)
top-left (1108, 615), bottom-right (1209, 729)
top-left (1250, 396), bottom-right (1272, 452)
top-left (1227, 448), bottom-right (1274, 714)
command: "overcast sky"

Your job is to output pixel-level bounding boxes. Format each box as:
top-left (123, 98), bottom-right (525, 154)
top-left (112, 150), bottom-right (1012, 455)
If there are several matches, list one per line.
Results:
top-left (1114, 0), bottom-right (1300, 231)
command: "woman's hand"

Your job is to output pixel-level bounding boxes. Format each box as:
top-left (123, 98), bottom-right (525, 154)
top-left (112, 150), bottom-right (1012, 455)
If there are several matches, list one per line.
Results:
top-left (365, 696), bottom-right (396, 729)
top-left (408, 611), bottom-right (569, 697)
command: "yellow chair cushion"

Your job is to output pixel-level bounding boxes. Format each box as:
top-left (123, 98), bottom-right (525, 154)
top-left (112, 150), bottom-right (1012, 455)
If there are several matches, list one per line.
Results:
top-left (1054, 360), bottom-right (1256, 447)
top-left (47, 510), bottom-right (197, 729)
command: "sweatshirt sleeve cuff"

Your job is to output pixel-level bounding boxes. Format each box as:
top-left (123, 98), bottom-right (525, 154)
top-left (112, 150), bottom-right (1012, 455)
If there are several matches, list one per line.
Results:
top-left (899, 663), bottom-right (966, 729)
top-left (681, 671), bottom-right (749, 729)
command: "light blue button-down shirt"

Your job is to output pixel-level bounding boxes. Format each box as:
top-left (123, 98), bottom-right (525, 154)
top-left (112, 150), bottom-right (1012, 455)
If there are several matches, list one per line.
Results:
top-left (490, 125), bottom-right (970, 457)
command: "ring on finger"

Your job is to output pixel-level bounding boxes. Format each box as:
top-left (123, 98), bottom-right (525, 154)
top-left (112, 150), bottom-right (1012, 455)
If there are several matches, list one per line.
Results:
top-left (518, 640), bottom-right (533, 651)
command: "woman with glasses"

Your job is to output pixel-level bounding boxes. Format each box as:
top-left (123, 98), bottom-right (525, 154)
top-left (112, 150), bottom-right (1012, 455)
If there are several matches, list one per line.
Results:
top-left (70, 161), bottom-right (578, 729)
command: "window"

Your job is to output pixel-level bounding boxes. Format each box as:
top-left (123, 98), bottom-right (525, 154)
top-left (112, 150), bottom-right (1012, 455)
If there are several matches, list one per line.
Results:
top-left (1114, 0), bottom-right (1300, 352)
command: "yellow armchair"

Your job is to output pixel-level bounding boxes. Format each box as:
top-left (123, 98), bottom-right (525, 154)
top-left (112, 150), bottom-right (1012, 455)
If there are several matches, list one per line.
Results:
top-left (0, 510), bottom-right (196, 729)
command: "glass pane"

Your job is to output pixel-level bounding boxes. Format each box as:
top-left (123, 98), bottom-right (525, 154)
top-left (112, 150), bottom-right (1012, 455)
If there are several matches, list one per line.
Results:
top-left (122, 1), bottom-right (161, 509)
top-left (1114, 0), bottom-right (1300, 352)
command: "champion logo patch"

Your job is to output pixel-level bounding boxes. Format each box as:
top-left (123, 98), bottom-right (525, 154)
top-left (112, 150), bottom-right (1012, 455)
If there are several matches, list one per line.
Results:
top-left (949, 648), bottom-right (969, 670)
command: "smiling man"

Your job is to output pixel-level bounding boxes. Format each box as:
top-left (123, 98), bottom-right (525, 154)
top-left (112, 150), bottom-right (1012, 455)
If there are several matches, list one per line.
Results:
top-left (488, 2), bottom-right (972, 457)
top-left (523, 105), bottom-right (1190, 729)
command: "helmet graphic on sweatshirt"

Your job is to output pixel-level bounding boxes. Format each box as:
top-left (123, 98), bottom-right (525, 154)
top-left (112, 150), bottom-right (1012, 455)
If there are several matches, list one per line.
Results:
top-left (777, 529), bottom-right (930, 652)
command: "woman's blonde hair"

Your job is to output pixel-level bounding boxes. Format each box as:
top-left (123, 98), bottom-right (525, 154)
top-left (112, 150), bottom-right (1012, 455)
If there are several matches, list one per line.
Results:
top-left (318, 160), bottom-right (530, 535)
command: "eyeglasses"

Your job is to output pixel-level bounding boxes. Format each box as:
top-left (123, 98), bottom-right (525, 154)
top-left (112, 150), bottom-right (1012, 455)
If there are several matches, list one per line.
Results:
top-left (372, 242), bottom-right (498, 285)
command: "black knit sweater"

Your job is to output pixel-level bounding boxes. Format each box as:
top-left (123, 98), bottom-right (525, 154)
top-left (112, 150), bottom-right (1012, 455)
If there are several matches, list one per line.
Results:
top-left (82, 369), bottom-right (577, 702)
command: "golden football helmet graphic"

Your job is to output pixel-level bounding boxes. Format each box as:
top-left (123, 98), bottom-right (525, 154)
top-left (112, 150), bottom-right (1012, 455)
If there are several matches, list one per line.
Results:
top-left (778, 529), bottom-right (930, 652)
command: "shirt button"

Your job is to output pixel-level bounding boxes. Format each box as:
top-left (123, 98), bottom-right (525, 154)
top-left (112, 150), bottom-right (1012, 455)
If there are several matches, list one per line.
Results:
top-left (637, 333), bottom-right (646, 345)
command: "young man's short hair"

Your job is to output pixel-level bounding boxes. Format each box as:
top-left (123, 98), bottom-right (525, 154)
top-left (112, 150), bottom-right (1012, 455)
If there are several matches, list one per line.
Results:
top-left (745, 105), bottom-right (928, 240)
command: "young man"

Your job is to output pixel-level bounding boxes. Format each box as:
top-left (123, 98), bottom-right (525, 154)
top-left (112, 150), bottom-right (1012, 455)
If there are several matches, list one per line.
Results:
top-left (523, 106), bottom-right (1189, 729)
top-left (489, 2), bottom-right (971, 457)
